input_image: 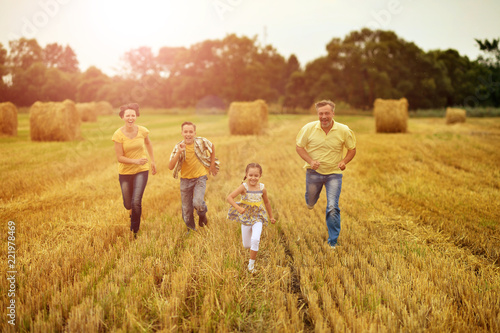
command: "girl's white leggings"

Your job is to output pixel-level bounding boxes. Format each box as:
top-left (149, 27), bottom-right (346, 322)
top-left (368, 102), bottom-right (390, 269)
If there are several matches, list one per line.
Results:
top-left (241, 222), bottom-right (263, 252)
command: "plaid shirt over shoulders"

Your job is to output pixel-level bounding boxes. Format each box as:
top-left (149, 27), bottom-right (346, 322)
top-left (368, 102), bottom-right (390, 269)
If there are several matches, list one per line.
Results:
top-left (170, 137), bottom-right (220, 179)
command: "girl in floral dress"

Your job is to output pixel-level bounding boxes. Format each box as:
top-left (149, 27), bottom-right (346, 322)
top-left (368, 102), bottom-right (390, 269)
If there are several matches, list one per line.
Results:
top-left (227, 163), bottom-right (275, 272)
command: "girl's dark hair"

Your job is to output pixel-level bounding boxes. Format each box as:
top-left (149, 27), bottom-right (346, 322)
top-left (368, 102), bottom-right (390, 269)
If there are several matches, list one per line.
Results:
top-left (243, 163), bottom-right (263, 182)
top-left (119, 103), bottom-right (140, 118)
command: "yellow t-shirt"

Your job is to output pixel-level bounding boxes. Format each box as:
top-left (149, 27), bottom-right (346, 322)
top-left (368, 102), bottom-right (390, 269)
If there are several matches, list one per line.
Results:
top-left (181, 144), bottom-right (208, 179)
top-left (296, 120), bottom-right (356, 175)
top-left (112, 125), bottom-right (150, 175)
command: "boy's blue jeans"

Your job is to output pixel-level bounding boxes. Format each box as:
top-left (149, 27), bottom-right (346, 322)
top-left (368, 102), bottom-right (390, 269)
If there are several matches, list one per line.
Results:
top-left (180, 175), bottom-right (208, 230)
top-left (119, 170), bottom-right (149, 234)
top-left (305, 169), bottom-right (343, 247)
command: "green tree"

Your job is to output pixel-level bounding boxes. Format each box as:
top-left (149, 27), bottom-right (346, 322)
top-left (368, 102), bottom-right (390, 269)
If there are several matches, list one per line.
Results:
top-left (0, 43), bottom-right (7, 77)
top-left (43, 43), bottom-right (63, 68)
top-left (290, 29), bottom-right (453, 109)
top-left (430, 49), bottom-right (478, 106)
top-left (476, 38), bottom-right (500, 68)
top-left (284, 71), bottom-right (312, 109)
top-left (40, 67), bottom-right (77, 101)
top-left (0, 43), bottom-right (8, 102)
top-left (156, 46), bottom-right (188, 77)
top-left (285, 54), bottom-right (300, 78)
top-left (59, 46), bottom-right (79, 73)
top-left (76, 66), bottom-right (110, 102)
top-left (9, 62), bottom-right (47, 105)
top-left (8, 38), bottom-right (43, 71)
top-left (43, 43), bottom-right (79, 72)
top-left (475, 38), bottom-right (500, 106)
top-left (165, 34), bottom-right (287, 106)
top-left (121, 46), bottom-right (157, 79)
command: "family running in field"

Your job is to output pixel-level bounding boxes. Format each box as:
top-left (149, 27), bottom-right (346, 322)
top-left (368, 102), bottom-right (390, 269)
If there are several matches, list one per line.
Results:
top-left (112, 100), bottom-right (356, 272)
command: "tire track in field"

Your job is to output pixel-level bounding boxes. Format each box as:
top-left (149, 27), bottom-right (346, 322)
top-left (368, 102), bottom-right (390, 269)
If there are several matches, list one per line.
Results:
top-left (277, 227), bottom-right (314, 331)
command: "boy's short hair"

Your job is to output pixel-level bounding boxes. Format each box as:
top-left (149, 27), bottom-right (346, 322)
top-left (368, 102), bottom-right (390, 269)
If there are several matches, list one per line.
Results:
top-left (181, 121), bottom-right (196, 131)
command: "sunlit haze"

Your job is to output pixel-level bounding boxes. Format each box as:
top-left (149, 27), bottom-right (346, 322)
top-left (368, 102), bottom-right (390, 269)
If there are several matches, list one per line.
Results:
top-left (1, 0), bottom-right (499, 75)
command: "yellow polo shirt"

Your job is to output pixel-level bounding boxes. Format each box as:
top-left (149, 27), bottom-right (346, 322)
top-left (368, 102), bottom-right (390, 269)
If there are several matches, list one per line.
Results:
top-left (296, 120), bottom-right (356, 175)
top-left (112, 126), bottom-right (150, 175)
top-left (181, 144), bottom-right (208, 179)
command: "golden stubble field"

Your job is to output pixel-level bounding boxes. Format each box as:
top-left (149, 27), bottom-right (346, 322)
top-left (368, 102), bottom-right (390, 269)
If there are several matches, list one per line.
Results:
top-left (1, 112), bottom-right (499, 332)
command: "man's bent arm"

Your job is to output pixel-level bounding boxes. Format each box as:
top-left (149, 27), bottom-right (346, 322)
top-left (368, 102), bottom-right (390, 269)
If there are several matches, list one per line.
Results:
top-left (296, 145), bottom-right (313, 164)
top-left (296, 145), bottom-right (321, 170)
top-left (342, 148), bottom-right (356, 165)
top-left (338, 148), bottom-right (356, 170)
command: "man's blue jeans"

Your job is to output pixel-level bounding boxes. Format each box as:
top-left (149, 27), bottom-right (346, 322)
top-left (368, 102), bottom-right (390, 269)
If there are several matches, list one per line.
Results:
top-left (180, 175), bottom-right (208, 230)
top-left (305, 169), bottom-right (343, 247)
top-left (119, 170), bottom-right (149, 234)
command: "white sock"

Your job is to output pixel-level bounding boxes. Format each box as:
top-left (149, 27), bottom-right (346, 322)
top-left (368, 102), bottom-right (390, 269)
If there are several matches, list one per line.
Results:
top-left (248, 259), bottom-right (255, 270)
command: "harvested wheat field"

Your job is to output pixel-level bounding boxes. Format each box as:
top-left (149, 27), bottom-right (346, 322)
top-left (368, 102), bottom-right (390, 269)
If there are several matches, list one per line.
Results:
top-left (1, 111), bottom-right (499, 332)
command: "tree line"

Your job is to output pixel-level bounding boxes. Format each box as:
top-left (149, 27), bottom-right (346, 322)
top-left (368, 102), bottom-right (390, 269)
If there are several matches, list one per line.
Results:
top-left (0, 29), bottom-right (498, 110)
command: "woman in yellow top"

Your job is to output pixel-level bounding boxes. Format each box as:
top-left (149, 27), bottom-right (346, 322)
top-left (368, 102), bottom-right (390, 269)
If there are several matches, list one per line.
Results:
top-left (112, 103), bottom-right (156, 237)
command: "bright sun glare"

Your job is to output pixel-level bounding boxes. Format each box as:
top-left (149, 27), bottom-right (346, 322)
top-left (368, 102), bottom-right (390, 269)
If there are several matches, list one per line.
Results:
top-left (88, 0), bottom-right (173, 44)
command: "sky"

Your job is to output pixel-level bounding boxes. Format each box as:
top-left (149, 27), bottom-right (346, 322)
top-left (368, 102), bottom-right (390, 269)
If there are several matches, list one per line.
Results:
top-left (1, 0), bottom-right (499, 76)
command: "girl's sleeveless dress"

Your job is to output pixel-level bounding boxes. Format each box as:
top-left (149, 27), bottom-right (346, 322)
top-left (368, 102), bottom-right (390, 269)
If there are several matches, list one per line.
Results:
top-left (227, 183), bottom-right (268, 226)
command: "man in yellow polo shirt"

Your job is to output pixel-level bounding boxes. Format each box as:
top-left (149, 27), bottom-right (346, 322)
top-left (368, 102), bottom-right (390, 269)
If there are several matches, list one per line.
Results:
top-left (296, 100), bottom-right (356, 248)
top-left (169, 121), bottom-right (219, 231)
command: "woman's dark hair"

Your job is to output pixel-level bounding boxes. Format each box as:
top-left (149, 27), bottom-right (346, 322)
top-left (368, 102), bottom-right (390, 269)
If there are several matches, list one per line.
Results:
top-left (119, 103), bottom-right (140, 118)
top-left (243, 163), bottom-right (263, 182)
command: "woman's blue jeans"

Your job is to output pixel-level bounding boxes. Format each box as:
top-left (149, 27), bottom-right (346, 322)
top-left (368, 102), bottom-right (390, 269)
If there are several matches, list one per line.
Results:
top-left (180, 175), bottom-right (208, 230)
top-left (305, 169), bottom-right (343, 247)
top-left (119, 170), bottom-right (148, 233)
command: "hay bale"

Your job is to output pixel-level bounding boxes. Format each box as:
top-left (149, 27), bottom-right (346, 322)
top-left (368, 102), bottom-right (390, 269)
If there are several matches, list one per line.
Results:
top-left (0, 102), bottom-right (18, 136)
top-left (374, 98), bottom-right (409, 133)
top-left (446, 107), bottom-right (466, 124)
top-left (76, 102), bottom-right (98, 122)
top-left (228, 99), bottom-right (268, 135)
top-left (96, 101), bottom-right (114, 115)
top-left (30, 100), bottom-right (81, 141)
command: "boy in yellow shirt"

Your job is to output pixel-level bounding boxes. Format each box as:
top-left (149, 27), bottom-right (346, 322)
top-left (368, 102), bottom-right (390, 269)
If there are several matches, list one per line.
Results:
top-left (169, 122), bottom-right (219, 231)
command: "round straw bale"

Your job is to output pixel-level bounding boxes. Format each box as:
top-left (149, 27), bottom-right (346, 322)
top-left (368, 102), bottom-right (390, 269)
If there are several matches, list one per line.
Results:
top-left (96, 101), bottom-right (114, 115)
top-left (374, 98), bottom-right (409, 133)
top-left (76, 102), bottom-right (98, 122)
top-left (228, 99), bottom-right (268, 135)
top-left (29, 100), bottom-right (81, 141)
top-left (0, 102), bottom-right (18, 136)
top-left (446, 107), bottom-right (466, 124)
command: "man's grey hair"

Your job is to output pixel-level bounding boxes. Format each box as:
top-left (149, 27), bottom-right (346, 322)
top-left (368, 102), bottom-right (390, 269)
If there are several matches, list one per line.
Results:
top-left (315, 100), bottom-right (336, 112)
